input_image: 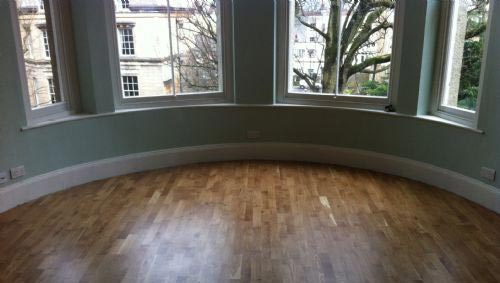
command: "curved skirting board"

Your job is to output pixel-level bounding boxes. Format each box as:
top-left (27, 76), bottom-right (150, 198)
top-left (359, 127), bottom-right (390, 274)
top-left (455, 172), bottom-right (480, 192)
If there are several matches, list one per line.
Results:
top-left (1, 143), bottom-right (499, 214)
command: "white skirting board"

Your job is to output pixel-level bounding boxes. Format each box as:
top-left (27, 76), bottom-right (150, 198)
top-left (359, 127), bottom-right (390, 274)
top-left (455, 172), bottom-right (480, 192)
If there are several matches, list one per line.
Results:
top-left (1, 143), bottom-right (499, 214)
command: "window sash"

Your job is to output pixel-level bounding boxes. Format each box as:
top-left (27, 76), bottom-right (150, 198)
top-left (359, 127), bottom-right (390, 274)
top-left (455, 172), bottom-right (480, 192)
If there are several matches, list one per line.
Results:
top-left (109, 0), bottom-right (233, 108)
top-left (277, 0), bottom-right (402, 108)
top-left (433, 0), bottom-right (493, 126)
top-left (12, 0), bottom-right (82, 125)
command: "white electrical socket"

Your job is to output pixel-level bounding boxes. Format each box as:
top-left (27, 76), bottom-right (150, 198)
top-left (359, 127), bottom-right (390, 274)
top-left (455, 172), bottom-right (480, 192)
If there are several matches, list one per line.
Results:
top-left (247, 130), bottom-right (261, 139)
top-left (10, 166), bottom-right (26, 179)
top-left (480, 167), bottom-right (496, 181)
top-left (0, 171), bottom-right (8, 184)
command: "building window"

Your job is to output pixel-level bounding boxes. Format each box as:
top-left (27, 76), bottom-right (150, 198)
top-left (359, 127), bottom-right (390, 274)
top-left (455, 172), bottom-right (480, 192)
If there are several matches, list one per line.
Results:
top-left (121, 0), bottom-right (129, 9)
top-left (42, 29), bottom-right (50, 58)
top-left (112, 0), bottom-right (232, 105)
top-left (308, 49), bottom-right (316, 58)
top-left (122, 76), bottom-right (139, 97)
top-left (48, 78), bottom-right (56, 103)
top-left (435, 0), bottom-right (490, 123)
top-left (278, 0), bottom-right (398, 104)
top-left (32, 78), bottom-right (40, 107)
top-left (118, 27), bottom-right (135, 56)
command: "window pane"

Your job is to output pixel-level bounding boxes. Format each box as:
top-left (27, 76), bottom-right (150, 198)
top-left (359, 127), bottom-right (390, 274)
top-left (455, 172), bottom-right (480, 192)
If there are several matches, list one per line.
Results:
top-left (16, 0), bottom-right (62, 109)
top-left (115, 0), bottom-right (221, 98)
top-left (341, 0), bottom-right (394, 97)
top-left (173, 0), bottom-right (221, 94)
top-left (289, 0), bottom-right (332, 93)
top-left (289, 0), bottom-right (395, 97)
top-left (441, 0), bottom-right (489, 111)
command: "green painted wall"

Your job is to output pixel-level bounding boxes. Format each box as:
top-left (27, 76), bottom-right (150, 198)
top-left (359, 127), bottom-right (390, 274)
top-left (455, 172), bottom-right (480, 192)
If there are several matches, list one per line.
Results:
top-left (0, 0), bottom-right (499, 190)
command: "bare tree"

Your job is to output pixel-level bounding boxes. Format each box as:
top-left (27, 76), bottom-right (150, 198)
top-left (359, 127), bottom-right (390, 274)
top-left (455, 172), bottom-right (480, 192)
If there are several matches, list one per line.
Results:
top-left (293, 0), bottom-right (395, 93)
top-left (175, 0), bottom-right (219, 92)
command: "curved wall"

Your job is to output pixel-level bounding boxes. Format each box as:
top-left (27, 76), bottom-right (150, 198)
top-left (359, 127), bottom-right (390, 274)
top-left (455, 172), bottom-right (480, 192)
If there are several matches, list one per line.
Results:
top-left (1, 1), bottom-right (500, 208)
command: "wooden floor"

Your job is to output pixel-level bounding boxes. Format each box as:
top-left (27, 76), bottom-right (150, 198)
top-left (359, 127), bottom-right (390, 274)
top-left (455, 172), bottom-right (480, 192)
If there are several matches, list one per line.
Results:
top-left (0, 161), bottom-right (499, 283)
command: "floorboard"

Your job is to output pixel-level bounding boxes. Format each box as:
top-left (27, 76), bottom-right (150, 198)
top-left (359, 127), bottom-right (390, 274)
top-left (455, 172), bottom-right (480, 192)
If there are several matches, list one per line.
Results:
top-left (0, 161), bottom-right (499, 282)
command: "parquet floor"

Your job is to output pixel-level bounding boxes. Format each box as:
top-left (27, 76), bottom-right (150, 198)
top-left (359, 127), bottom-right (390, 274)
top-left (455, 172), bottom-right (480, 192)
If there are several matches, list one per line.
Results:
top-left (0, 161), bottom-right (499, 282)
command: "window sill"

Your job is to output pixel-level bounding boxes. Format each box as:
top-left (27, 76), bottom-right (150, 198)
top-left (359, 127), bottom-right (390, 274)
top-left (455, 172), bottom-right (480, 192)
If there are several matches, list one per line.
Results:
top-left (21, 112), bottom-right (120, 131)
top-left (21, 103), bottom-right (485, 135)
top-left (415, 114), bottom-right (484, 134)
top-left (272, 103), bottom-right (485, 134)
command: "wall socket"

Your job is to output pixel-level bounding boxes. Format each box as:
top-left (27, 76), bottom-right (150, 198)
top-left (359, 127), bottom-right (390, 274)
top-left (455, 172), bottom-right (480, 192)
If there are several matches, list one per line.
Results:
top-left (10, 166), bottom-right (26, 179)
top-left (247, 130), bottom-right (261, 139)
top-left (0, 171), bottom-right (8, 184)
top-left (480, 167), bottom-right (496, 182)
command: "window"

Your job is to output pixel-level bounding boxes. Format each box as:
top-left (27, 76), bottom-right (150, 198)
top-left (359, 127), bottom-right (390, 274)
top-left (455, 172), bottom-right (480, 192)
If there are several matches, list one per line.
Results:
top-left (111, 0), bottom-right (233, 107)
top-left (277, 0), bottom-right (399, 107)
top-left (435, 0), bottom-right (490, 123)
top-left (294, 49), bottom-right (305, 58)
top-left (32, 78), bottom-right (40, 106)
top-left (41, 29), bottom-right (50, 58)
top-left (121, 0), bottom-right (129, 9)
top-left (118, 26), bottom-right (135, 56)
top-left (308, 49), bottom-right (316, 58)
top-left (48, 78), bottom-right (56, 103)
top-left (13, 0), bottom-right (78, 123)
top-left (15, 1), bottom-right (61, 109)
top-left (122, 76), bottom-right (139, 97)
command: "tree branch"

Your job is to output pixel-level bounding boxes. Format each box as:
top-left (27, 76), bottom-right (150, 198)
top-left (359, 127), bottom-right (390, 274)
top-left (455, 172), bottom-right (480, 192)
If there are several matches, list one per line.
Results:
top-left (296, 16), bottom-right (329, 40)
top-left (359, 65), bottom-right (390, 74)
top-left (348, 54), bottom-right (391, 77)
top-left (293, 68), bottom-right (319, 92)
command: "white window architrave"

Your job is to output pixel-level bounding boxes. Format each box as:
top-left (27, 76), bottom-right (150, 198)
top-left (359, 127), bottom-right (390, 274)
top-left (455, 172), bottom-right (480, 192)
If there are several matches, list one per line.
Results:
top-left (106, 0), bottom-right (234, 109)
top-left (432, 0), bottom-right (494, 128)
top-left (276, 0), bottom-right (404, 110)
top-left (11, 0), bottom-right (80, 125)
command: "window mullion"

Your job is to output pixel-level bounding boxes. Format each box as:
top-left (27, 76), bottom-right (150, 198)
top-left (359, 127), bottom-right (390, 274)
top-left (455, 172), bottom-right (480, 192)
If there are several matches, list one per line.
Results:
top-left (166, 0), bottom-right (177, 96)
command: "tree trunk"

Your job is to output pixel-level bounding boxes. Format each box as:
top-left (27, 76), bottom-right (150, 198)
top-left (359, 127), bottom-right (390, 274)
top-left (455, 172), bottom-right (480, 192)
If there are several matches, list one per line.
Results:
top-left (321, 1), bottom-right (340, 93)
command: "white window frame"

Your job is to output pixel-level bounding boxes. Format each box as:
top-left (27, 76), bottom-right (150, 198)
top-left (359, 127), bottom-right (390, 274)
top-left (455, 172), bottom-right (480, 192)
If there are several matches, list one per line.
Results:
top-left (276, 0), bottom-right (404, 110)
top-left (106, 0), bottom-right (234, 109)
top-left (432, 0), bottom-right (494, 127)
top-left (11, 0), bottom-right (80, 125)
